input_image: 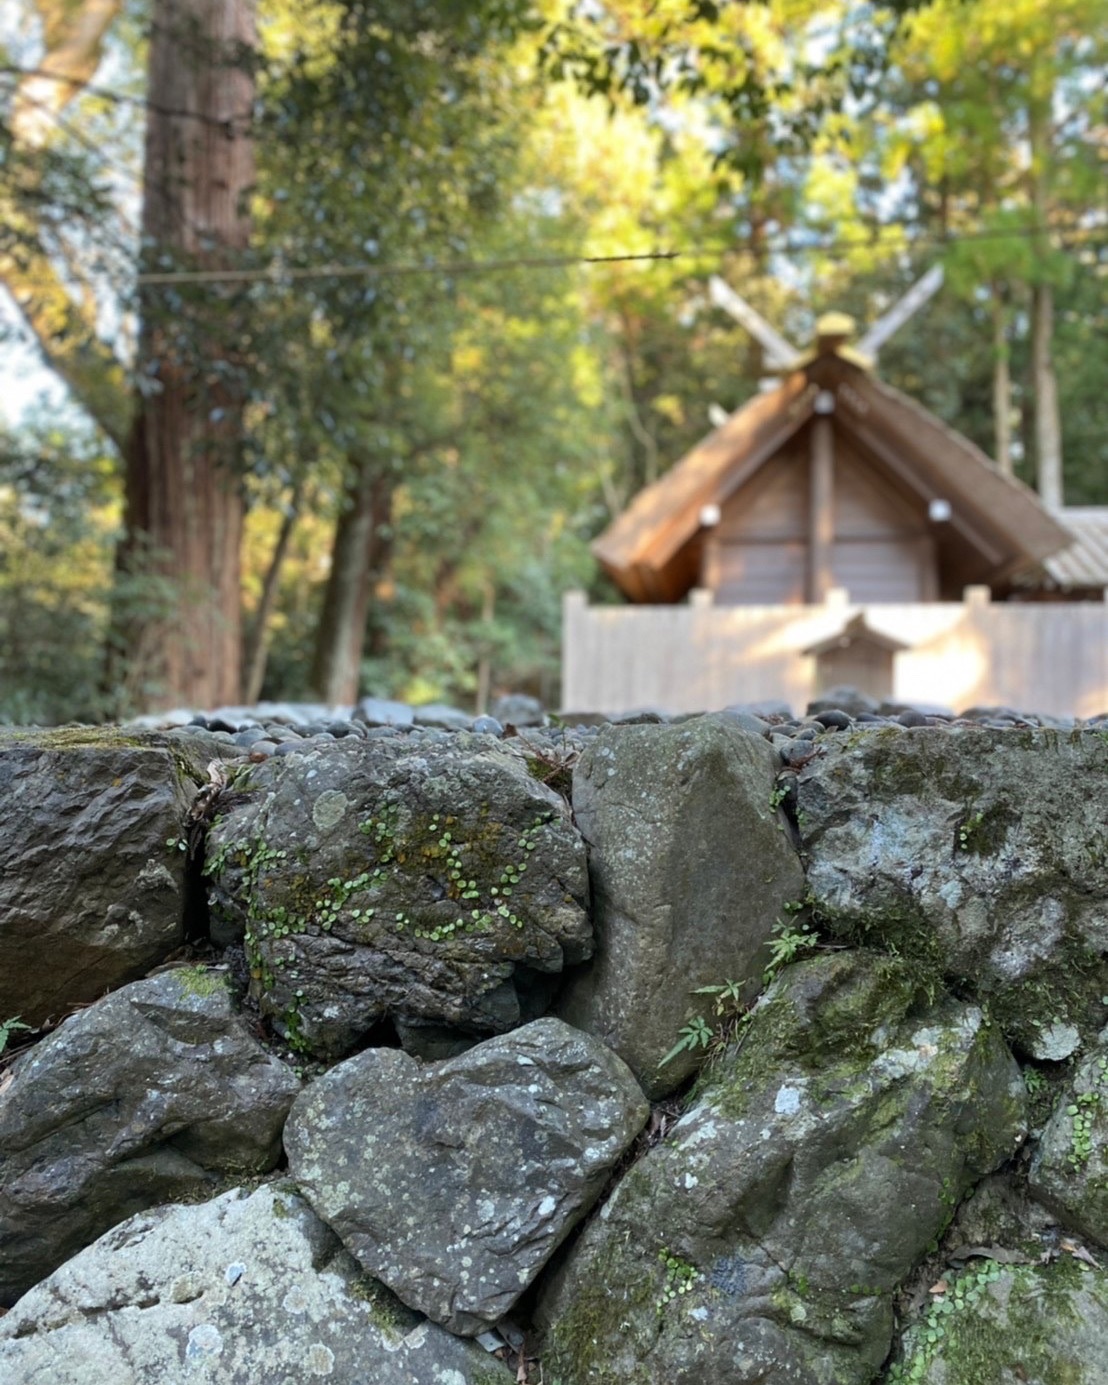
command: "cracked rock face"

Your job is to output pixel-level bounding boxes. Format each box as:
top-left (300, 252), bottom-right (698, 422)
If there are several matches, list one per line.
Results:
top-left (1029, 1036), bottom-right (1108, 1249)
top-left (206, 735), bottom-right (590, 1057)
top-left (0, 968), bottom-right (299, 1306)
top-left (0, 729), bottom-right (213, 1028)
top-left (537, 951), bottom-right (1028, 1385)
top-left (555, 714), bottom-right (806, 1099)
top-left (0, 1184), bottom-right (513, 1385)
top-left (796, 726), bottom-right (1108, 1056)
top-left (285, 1017), bottom-right (649, 1335)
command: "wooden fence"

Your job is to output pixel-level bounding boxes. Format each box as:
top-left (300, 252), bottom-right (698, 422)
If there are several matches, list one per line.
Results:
top-left (561, 588), bottom-right (1108, 718)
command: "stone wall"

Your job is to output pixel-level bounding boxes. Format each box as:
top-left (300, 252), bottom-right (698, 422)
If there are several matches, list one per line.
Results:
top-left (2, 709), bottom-right (1108, 1384)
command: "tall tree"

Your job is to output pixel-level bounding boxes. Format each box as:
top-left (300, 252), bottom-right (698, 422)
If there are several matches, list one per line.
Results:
top-left (116, 0), bottom-right (256, 708)
top-left (3, 0), bottom-right (257, 708)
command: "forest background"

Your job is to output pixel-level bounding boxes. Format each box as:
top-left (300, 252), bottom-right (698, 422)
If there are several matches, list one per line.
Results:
top-left (0, 0), bottom-right (1104, 722)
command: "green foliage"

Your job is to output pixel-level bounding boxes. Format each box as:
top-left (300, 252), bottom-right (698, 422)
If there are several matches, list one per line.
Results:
top-left (655, 1248), bottom-right (701, 1314)
top-left (2, 0), bottom-right (1106, 721)
top-left (0, 1014), bottom-right (33, 1056)
top-left (887, 1260), bottom-right (1007, 1384)
top-left (0, 418), bottom-right (121, 722)
top-left (1065, 1054), bottom-right (1108, 1170)
top-left (540, 0), bottom-right (935, 181)
top-left (763, 917), bottom-right (821, 983)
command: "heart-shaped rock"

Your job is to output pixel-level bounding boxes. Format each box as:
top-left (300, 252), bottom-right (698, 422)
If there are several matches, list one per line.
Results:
top-left (285, 1017), bottom-right (648, 1334)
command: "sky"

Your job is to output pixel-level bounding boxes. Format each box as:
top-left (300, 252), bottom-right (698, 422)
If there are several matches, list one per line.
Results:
top-left (0, 304), bottom-right (69, 424)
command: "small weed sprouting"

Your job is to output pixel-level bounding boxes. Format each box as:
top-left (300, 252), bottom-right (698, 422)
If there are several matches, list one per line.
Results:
top-left (1066, 1055), bottom-right (1108, 1169)
top-left (886, 1260), bottom-right (1006, 1383)
top-left (0, 1015), bottom-right (33, 1056)
top-left (658, 918), bottom-right (825, 1074)
top-left (657, 978), bottom-right (752, 1069)
top-left (657, 1015), bottom-right (714, 1069)
top-left (656, 1249), bottom-right (701, 1314)
top-left (763, 918), bottom-right (821, 983)
top-left (957, 810), bottom-right (984, 852)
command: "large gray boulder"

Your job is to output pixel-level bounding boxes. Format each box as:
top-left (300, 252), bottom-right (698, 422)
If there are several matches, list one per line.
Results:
top-left (0, 1183), bottom-right (513, 1385)
top-left (206, 735), bottom-right (591, 1057)
top-left (797, 725), bottom-right (1108, 1056)
top-left (285, 1017), bottom-right (648, 1336)
top-left (0, 727), bottom-right (220, 1027)
top-left (538, 951), bottom-right (1027, 1385)
top-left (555, 713), bottom-right (806, 1097)
top-left (890, 1259), bottom-right (1108, 1384)
top-left (1029, 1038), bottom-right (1108, 1248)
top-left (0, 967), bottom-right (298, 1305)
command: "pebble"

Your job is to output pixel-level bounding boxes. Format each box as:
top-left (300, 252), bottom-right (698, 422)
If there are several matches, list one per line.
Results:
top-left (120, 693), bottom-right (1108, 785)
top-left (720, 709), bottom-right (773, 738)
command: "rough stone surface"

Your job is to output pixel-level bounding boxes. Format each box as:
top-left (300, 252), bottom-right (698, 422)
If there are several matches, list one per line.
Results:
top-left (0, 1184), bottom-right (513, 1385)
top-left (806, 685), bottom-right (879, 717)
top-left (285, 1017), bottom-right (648, 1336)
top-left (891, 1260), bottom-right (1108, 1384)
top-left (538, 951), bottom-right (1027, 1385)
top-left (413, 701), bottom-right (473, 730)
top-left (0, 967), bottom-right (299, 1306)
top-left (0, 727), bottom-right (218, 1027)
top-left (353, 696), bottom-right (414, 727)
top-left (555, 713), bottom-right (806, 1097)
top-left (491, 693), bottom-right (546, 727)
top-left (206, 734), bottom-right (590, 1057)
top-left (1029, 1038), bottom-right (1108, 1248)
top-left (797, 726), bottom-right (1108, 1054)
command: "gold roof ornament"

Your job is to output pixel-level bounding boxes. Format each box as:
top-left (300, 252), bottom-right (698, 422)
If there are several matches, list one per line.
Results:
top-left (797, 311), bottom-right (874, 370)
top-left (816, 311), bottom-right (856, 340)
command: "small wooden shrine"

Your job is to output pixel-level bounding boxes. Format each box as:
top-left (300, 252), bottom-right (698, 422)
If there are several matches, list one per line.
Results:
top-left (592, 316), bottom-right (1075, 609)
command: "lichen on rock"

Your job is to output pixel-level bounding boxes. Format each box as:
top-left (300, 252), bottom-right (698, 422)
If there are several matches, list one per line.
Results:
top-left (796, 726), bottom-right (1108, 1057)
top-left (537, 950), bottom-right (1027, 1385)
top-left (205, 734), bottom-right (591, 1057)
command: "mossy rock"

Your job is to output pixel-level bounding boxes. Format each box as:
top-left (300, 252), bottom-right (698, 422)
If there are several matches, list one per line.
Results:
top-left (205, 734), bottom-right (590, 1057)
top-left (797, 726), bottom-right (1108, 1058)
top-left (890, 1258), bottom-right (1108, 1384)
top-left (537, 950), bottom-right (1027, 1385)
top-left (1029, 1039), bottom-right (1108, 1250)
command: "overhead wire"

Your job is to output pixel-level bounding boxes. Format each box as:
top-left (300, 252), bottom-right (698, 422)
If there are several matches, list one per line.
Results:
top-left (1, 63), bottom-right (1105, 292)
top-left (2, 223), bottom-right (1103, 295)
top-left (129, 220), bottom-right (1108, 287)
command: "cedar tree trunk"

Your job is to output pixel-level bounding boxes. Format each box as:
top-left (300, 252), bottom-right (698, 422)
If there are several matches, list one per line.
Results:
top-left (119, 0), bottom-right (255, 709)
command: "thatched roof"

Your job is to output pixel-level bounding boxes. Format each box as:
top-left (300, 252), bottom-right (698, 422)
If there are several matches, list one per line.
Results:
top-left (594, 352), bottom-right (1073, 602)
